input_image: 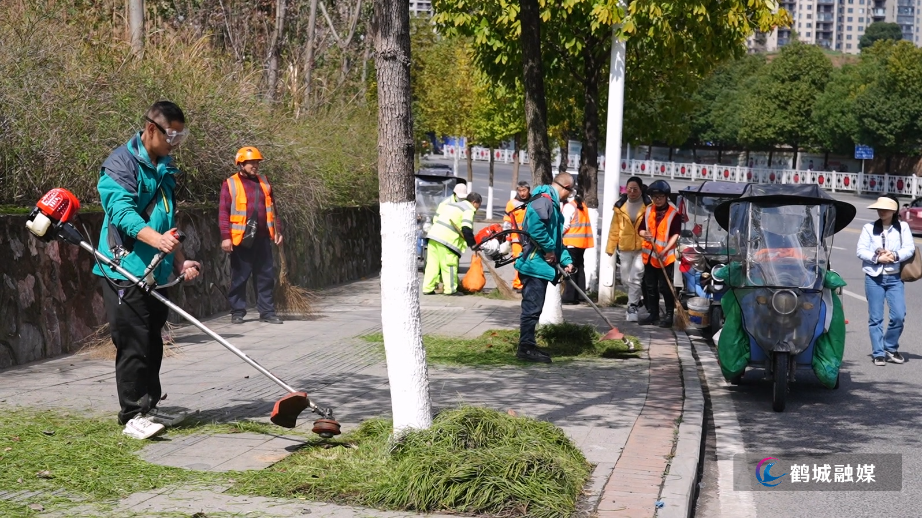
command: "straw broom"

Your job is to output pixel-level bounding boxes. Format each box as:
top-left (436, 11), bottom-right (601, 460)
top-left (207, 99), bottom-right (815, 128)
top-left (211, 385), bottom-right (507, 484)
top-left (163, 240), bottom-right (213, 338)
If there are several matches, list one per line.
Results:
top-left (274, 250), bottom-right (316, 317)
top-left (480, 251), bottom-right (518, 299)
top-left (656, 252), bottom-right (690, 331)
top-left (77, 322), bottom-right (181, 361)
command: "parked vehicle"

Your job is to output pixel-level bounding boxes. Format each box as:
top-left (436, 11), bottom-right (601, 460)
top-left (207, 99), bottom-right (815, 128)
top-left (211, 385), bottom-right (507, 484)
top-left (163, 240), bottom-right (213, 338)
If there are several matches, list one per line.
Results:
top-left (675, 181), bottom-right (749, 334)
top-left (899, 197), bottom-right (922, 234)
top-left (713, 184), bottom-right (855, 412)
top-left (415, 163), bottom-right (462, 270)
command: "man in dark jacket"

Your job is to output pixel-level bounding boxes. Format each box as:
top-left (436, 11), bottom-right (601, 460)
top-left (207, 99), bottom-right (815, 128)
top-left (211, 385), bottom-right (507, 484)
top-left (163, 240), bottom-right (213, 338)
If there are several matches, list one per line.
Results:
top-left (94, 101), bottom-right (201, 440)
top-left (219, 146), bottom-right (284, 324)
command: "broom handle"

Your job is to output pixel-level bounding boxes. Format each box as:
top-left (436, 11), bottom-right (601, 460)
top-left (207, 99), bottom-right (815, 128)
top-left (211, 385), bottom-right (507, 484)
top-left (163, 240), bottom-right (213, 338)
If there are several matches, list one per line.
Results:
top-left (654, 249), bottom-right (683, 309)
top-left (554, 264), bottom-right (620, 331)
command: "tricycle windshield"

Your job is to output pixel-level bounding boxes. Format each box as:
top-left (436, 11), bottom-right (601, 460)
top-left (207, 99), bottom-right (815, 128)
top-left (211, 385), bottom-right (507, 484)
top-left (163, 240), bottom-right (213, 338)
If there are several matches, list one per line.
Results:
top-left (729, 203), bottom-right (830, 289)
top-left (680, 195), bottom-right (737, 257)
top-left (415, 176), bottom-right (456, 216)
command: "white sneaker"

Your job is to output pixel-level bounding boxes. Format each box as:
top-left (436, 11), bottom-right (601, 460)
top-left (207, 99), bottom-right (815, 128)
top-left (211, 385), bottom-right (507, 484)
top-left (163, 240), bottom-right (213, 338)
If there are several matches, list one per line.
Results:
top-left (626, 304), bottom-right (638, 322)
top-left (122, 415), bottom-right (166, 440)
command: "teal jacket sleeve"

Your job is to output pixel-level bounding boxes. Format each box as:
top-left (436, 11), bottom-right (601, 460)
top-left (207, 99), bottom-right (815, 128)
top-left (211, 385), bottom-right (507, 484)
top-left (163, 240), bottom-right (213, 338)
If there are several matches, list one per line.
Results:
top-left (560, 248), bottom-right (572, 267)
top-left (524, 198), bottom-right (556, 252)
top-left (98, 173), bottom-right (148, 239)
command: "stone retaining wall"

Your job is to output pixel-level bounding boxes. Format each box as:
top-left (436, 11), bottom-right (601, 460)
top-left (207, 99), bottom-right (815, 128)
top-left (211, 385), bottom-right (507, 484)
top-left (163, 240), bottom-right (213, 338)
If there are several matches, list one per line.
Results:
top-left (0, 206), bottom-right (381, 368)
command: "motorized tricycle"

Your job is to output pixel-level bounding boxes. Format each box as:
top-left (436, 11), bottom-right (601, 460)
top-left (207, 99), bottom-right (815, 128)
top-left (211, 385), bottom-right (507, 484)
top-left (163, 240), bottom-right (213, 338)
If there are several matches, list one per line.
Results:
top-left (415, 163), bottom-right (463, 270)
top-left (675, 181), bottom-right (749, 335)
top-left (712, 184), bottom-right (856, 412)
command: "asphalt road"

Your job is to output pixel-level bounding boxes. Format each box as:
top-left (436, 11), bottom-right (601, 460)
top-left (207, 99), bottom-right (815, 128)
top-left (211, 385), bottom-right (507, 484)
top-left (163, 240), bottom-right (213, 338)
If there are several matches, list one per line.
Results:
top-left (441, 157), bottom-right (922, 515)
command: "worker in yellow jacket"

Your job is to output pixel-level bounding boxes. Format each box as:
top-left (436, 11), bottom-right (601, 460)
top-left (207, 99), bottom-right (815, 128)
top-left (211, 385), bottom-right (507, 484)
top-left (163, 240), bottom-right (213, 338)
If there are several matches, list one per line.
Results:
top-left (605, 176), bottom-right (650, 321)
top-left (423, 193), bottom-right (482, 295)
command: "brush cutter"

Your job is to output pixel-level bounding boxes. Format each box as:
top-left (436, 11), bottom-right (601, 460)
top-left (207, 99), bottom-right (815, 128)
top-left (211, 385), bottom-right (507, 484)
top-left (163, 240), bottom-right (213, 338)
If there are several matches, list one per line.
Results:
top-left (473, 228), bottom-right (625, 342)
top-left (25, 189), bottom-right (341, 437)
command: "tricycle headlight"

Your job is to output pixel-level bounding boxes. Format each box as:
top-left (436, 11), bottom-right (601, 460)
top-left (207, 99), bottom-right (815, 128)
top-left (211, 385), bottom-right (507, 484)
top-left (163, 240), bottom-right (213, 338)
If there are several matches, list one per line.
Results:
top-left (771, 290), bottom-right (798, 315)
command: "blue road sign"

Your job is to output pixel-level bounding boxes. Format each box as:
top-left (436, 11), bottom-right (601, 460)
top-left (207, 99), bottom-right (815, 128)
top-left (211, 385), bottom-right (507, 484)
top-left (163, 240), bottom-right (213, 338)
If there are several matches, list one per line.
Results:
top-left (855, 145), bottom-right (874, 160)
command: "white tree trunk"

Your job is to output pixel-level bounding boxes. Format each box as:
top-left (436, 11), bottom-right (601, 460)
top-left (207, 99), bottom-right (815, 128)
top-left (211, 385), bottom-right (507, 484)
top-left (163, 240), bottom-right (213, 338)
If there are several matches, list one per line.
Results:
top-left (598, 29), bottom-right (625, 305)
top-left (585, 207), bottom-right (599, 293)
top-left (380, 203), bottom-right (432, 432)
top-left (374, 0), bottom-right (432, 433)
top-left (539, 282), bottom-right (563, 325)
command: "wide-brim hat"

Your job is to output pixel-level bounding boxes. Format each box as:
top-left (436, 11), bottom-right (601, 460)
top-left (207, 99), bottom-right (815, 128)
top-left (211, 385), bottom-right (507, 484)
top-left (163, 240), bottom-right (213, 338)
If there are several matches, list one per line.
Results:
top-left (867, 197), bottom-right (898, 211)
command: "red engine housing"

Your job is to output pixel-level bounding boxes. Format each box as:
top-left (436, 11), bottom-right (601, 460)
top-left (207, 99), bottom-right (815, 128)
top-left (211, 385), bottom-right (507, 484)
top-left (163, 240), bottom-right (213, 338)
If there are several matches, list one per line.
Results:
top-left (36, 188), bottom-right (81, 224)
top-left (474, 223), bottom-right (504, 245)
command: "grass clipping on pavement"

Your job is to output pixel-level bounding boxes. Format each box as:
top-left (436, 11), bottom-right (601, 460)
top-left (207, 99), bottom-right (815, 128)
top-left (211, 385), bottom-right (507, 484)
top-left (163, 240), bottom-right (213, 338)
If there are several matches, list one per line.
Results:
top-left (232, 406), bottom-right (592, 517)
top-left (364, 322), bottom-right (641, 367)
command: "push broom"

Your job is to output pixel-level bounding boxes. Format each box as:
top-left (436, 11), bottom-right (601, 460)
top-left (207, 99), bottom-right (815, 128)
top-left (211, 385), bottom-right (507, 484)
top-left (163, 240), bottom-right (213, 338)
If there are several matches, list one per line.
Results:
top-left (25, 189), bottom-right (341, 437)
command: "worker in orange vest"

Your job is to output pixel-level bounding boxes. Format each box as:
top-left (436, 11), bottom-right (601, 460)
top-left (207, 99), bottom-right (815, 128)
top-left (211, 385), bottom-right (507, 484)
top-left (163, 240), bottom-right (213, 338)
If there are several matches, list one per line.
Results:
top-left (561, 193), bottom-right (595, 304)
top-left (503, 181), bottom-right (531, 291)
top-left (637, 180), bottom-right (680, 328)
top-left (219, 146), bottom-right (284, 325)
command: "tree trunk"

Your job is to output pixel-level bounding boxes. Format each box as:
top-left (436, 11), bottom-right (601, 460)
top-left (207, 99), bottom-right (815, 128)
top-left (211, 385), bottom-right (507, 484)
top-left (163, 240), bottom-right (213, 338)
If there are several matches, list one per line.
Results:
top-left (266, 0), bottom-right (288, 102)
top-left (768, 149), bottom-right (774, 168)
top-left (792, 144), bottom-right (799, 170)
top-left (511, 134), bottom-right (521, 199)
top-left (558, 139), bottom-right (569, 175)
top-left (519, 0), bottom-right (552, 186)
top-left (301, 0), bottom-right (320, 116)
top-left (668, 147), bottom-right (673, 161)
top-left (128, 0), bottom-right (144, 58)
top-left (373, 0), bottom-right (432, 434)
top-left (717, 147), bottom-right (723, 164)
top-left (487, 148), bottom-right (495, 219)
top-left (466, 141), bottom-right (474, 189)
top-left (692, 147), bottom-right (698, 162)
top-left (580, 63), bottom-right (600, 210)
top-left (823, 150), bottom-right (829, 170)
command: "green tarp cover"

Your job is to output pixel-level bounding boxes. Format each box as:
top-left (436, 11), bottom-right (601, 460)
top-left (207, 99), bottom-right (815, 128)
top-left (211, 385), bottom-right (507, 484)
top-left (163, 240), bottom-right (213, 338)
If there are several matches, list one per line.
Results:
top-left (715, 265), bottom-right (846, 388)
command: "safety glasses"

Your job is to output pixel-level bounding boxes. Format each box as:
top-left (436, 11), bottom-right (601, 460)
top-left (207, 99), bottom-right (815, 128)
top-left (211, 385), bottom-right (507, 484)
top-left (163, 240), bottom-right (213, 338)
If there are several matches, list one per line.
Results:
top-left (145, 116), bottom-right (190, 148)
top-left (553, 180), bottom-right (574, 192)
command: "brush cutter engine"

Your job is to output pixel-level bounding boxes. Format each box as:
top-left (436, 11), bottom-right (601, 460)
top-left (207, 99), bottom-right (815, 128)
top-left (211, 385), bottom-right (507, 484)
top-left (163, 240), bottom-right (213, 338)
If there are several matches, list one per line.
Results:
top-left (26, 188), bottom-right (342, 437)
top-left (474, 224), bottom-right (510, 261)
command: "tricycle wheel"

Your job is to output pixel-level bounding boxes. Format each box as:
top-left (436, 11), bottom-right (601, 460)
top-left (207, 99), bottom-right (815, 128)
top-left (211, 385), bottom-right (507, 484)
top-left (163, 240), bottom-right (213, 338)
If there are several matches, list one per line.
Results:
top-left (708, 305), bottom-right (724, 336)
top-left (772, 352), bottom-right (789, 412)
top-left (730, 370), bottom-right (744, 385)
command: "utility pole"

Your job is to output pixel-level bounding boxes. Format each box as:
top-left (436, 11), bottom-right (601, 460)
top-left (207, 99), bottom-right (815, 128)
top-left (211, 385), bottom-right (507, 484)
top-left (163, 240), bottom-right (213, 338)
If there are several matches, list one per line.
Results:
top-left (598, 28), bottom-right (626, 306)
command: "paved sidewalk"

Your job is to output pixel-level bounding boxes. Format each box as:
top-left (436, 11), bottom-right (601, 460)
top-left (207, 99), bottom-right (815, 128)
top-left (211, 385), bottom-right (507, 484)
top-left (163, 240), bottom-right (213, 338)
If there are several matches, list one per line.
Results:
top-left (0, 251), bottom-right (703, 517)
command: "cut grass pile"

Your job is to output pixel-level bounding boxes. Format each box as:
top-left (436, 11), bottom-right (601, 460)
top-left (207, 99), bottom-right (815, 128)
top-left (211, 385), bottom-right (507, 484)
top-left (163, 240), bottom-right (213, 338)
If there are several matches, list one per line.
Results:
top-left (232, 406), bottom-right (592, 518)
top-left (0, 409), bottom-right (221, 517)
top-left (363, 323), bottom-right (641, 367)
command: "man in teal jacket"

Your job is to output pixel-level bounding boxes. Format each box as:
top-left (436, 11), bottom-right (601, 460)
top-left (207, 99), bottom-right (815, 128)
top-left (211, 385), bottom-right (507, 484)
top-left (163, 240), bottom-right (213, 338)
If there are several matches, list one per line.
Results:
top-left (514, 172), bottom-right (576, 363)
top-left (94, 101), bottom-right (201, 440)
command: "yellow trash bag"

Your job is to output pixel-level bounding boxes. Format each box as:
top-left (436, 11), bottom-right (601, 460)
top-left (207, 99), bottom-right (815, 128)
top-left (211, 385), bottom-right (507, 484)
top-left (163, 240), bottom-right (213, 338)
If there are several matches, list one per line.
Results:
top-left (461, 253), bottom-right (486, 293)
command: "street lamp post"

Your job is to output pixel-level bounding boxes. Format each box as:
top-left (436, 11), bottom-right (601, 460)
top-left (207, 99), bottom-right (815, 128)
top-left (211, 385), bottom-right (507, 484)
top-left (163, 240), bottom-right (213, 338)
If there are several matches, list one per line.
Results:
top-left (598, 28), bottom-right (626, 306)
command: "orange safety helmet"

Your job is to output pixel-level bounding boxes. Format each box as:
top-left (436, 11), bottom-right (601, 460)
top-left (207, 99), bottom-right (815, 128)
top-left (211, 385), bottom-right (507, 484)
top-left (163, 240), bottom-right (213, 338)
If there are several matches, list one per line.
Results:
top-left (235, 146), bottom-right (264, 165)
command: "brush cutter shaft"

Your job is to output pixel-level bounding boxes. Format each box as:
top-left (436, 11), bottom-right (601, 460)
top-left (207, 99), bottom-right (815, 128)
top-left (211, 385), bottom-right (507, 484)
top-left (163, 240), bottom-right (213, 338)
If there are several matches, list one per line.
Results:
top-left (554, 264), bottom-right (620, 330)
top-left (80, 240), bottom-right (311, 403)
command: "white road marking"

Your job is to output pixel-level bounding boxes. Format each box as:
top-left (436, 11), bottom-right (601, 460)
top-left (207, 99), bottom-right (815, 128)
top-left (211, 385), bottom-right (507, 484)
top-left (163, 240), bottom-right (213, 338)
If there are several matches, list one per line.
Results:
top-left (691, 338), bottom-right (756, 518)
top-left (842, 289), bottom-right (868, 302)
top-left (832, 246), bottom-right (846, 250)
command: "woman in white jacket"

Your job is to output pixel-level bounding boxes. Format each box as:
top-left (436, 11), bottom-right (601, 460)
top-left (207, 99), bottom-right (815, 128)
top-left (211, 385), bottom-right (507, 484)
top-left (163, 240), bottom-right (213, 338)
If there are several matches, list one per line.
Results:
top-left (856, 196), bottom-right (915, 366)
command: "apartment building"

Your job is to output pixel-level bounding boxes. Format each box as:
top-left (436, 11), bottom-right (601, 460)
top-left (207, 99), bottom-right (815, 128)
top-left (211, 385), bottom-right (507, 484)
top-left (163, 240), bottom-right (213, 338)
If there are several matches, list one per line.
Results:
top-left (410, 0), bottom-right (433, 16)
top-left (750, 0), bottom-right (921, 54)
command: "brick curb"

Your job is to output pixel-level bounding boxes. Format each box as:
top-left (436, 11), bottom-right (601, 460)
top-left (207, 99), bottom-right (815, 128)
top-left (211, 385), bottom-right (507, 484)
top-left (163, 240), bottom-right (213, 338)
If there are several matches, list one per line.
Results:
top-left (656, 331), bottom-right (705, 518)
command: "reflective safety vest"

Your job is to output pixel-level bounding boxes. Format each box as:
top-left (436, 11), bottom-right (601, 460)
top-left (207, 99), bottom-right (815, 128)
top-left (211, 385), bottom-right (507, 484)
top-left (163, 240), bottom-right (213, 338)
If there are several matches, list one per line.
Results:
top-left (641, 204), bottom-right (677, 268)
top-left (504, 198), bottom-right (527, 243)
top-left (563, 201), bottom-right (594, 249)
top-left (226, 173), bottom-right (276, 246)
top-left (426, 200), bottom-right (475, 256)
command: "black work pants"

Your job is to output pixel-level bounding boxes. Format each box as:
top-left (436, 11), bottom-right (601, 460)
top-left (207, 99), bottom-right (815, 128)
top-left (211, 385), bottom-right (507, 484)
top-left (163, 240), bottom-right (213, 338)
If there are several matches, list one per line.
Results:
top-left (561, 247), bottom-right (586, 304)
top-left (228, 236), bottom-right (276, 318)
top-left (100, 278), bottom-right (169, 425)
top-left (519, 274), bottom-right (550, 349)
top-left (642, 262), bottom-right (675, 318)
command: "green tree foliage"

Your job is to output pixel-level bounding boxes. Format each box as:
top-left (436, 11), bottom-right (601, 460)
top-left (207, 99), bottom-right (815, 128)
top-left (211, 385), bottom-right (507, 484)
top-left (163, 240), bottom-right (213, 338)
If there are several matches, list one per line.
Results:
top-left (812, 66), bottom-right (860, 156)
top-left (690, 54), bottom-right (766, 149)
top-left (852, 41), bottom-right (922, 156)
top-left (738, 42), bottom-right (832, 161)
top-left (859, 22), bottom-right (904, 50)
